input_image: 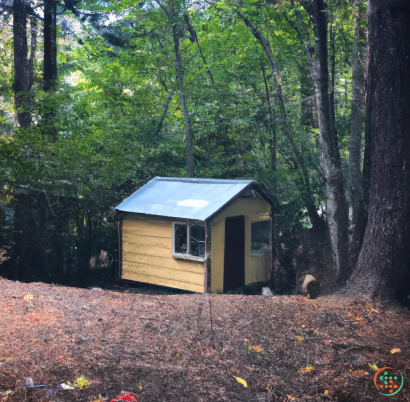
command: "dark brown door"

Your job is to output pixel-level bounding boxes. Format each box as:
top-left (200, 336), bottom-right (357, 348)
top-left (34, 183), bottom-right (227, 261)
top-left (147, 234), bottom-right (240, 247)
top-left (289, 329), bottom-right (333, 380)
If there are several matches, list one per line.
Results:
top-left (224, 215), bottom-right (245, 292)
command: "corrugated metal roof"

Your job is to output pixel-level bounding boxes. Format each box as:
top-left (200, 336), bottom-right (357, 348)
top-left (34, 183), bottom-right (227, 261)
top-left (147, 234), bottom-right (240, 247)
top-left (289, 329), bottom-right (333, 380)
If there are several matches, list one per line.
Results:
top-left (115, 177), bottom-right (256, 221)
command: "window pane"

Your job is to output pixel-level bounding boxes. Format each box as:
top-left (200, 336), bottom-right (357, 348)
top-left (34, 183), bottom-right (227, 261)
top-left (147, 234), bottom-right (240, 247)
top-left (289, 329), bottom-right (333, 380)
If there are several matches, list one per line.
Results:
top-left (190, 225), bottom-right (205, 257)
top-left (251, 220), bottom-right (270, 256)
top-left (174, 223), bottom-right (187, 254)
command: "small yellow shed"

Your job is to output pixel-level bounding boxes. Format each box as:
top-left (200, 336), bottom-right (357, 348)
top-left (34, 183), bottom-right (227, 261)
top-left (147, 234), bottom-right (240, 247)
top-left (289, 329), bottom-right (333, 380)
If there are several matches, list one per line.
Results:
top-left (115, 177), bottom-right (274, 293)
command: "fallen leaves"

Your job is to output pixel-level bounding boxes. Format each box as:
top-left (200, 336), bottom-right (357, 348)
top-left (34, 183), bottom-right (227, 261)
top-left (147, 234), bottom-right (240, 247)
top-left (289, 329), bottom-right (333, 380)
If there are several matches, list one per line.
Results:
top-left (0, 390), bottom-right (13, 402)
top-left (90, 395), bottom-right (105, 402)
top-left (347, 369), bottom-right (369, 378)
top-left (26, 313), bottom-right (45, 326)
top-left (245, 339), bottom-right (263, 352)
top-left (324, 390), bottom-right (329, 395)
top-left (1, 279), bottom-right (410, 402)
top-left (72, 375), bottom-right (92, 390)
top-left (367, 308), bottom-right (379, 314)
top-left (248, 344), bottom-right (263, 352)
top-left (234, 377), bottom-right (247, 387)
top-left (299, 365), bottom-right (314, 374)
top-left (368, 363), bottom-right (379, 371)
top-left (25, 311), bottom-right (61, 326)
top-left (391, 348), bottom-right (401, 354)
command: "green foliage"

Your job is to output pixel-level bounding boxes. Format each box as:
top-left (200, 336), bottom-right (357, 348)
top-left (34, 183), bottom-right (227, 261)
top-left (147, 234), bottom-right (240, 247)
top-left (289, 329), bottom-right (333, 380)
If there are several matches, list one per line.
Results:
top-left (0, 0), bottom-right (362, 288)
top-left (70, 375), bottom-right (92, 389)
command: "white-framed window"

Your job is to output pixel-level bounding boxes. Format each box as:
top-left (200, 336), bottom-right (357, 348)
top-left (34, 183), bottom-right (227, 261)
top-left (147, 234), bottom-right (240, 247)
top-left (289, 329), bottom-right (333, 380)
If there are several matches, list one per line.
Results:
top-left (172, 222), bottom-right (205, 261)
top-left (251, 220), bottom-right (270, 256)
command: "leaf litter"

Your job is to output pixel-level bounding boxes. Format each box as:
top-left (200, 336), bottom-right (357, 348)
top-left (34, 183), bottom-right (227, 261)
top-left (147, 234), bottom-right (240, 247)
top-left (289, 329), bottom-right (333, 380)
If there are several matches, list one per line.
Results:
top-left (0, 278), bottom-right (409, 401)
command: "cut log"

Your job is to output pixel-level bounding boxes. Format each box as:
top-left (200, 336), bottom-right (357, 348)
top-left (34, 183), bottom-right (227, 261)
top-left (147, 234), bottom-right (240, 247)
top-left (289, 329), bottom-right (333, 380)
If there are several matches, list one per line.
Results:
top-left (300, 274), bottom-right (320, 299)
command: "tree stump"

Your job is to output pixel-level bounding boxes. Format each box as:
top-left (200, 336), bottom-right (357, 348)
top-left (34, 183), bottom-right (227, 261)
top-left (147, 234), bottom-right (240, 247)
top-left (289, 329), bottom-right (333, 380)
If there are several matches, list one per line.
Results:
top-left (300, 274), bottom-right (320, 299)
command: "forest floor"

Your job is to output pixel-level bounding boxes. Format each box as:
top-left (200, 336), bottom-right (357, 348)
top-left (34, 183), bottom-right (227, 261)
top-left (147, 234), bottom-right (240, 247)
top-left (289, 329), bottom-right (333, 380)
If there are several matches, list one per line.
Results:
top-left (0, 278), bottom-right (409, 402)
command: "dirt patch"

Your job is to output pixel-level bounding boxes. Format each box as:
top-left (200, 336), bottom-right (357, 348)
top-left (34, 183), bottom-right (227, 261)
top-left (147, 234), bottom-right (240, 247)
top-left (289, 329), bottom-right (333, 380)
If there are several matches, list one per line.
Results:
top-left (0, 278), bottom-right (409, 401)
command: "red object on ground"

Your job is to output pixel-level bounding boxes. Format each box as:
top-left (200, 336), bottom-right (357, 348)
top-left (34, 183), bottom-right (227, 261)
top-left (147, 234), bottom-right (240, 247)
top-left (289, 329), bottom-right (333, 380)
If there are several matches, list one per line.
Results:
top-left (111, 393), bottom-right (137, 402)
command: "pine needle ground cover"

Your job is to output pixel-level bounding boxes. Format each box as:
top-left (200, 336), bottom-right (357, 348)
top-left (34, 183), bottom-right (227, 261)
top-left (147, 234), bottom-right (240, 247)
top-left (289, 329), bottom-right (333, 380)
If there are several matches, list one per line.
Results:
top-left (0, 279), bottom-right (409, 401)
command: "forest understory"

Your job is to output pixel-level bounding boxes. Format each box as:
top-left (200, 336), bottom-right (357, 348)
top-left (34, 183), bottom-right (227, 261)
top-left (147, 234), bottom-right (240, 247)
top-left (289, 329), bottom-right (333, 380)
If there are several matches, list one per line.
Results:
top-left (0, 278), bottom-right (409, 402)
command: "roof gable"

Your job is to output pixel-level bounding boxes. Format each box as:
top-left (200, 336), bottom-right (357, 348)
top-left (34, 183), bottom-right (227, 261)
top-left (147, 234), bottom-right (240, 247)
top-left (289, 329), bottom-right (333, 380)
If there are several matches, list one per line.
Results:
top-left (115, 177), bottom-right (266, 221)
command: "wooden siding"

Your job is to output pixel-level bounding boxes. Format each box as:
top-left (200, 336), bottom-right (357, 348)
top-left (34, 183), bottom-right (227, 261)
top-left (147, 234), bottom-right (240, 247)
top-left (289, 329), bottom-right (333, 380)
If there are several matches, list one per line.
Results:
top-left (210, 194), bottom-right (271, 293)
top-left (121, 217), bottom-right (205, 293)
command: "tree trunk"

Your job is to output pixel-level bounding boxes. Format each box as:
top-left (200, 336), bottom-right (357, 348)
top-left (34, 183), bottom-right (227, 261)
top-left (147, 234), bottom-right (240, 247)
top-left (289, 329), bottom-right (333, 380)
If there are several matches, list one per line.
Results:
top-left (28, 16), bottom-right (37, 91)
top-left (239, 11), bottom-right (325, 233)
top-left (260, 58), bottom-right (276, 173)
top-left (309, 0), bottom-right (349, 282)
top-left (155, 0), bottom-right (194, 177)
top-left (42, 0), bottom-right (58, 139)
top-left (349, 0), bottom-right (367, 268)
top-left (329, 12), bottom-right (336, 132)
top-left (349, 0), bottom-right (410, 300)
top-left (12, 0), bottom-right (31, 128)
top-left (260, 59), bottom-right (277, 288)
top-left (184, 13), bottom-right (214, 84)
top-left (299, 64), bottom-right (315, 129)
top-left (155, 90), bottom-right (174, 137)
top-left (43, 0), bottom-right (57, 91)
top-left (172, 22), bottom-right (194, 177)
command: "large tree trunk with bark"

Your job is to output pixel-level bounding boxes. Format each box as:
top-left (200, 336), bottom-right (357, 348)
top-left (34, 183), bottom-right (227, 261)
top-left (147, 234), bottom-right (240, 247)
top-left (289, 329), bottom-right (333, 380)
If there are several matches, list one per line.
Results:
top-left (328, 11), bottom-right (336, 131)
top-left (28, 16), bottom-right (37, 91)
top-left (43, 0), bottom-right (57, 91)
top-left (349, 0), bottom-right (410, 300)
top-left (299, 63), bottom-right (315, 129)
top-left (13, 0), bottom-right (31, 128)
top-left (309, 0), bottom-right (349, 282)
top-left (43, 0), bottom-right (58, 139)
top-left (349, 0), bottom-right (367, 268)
